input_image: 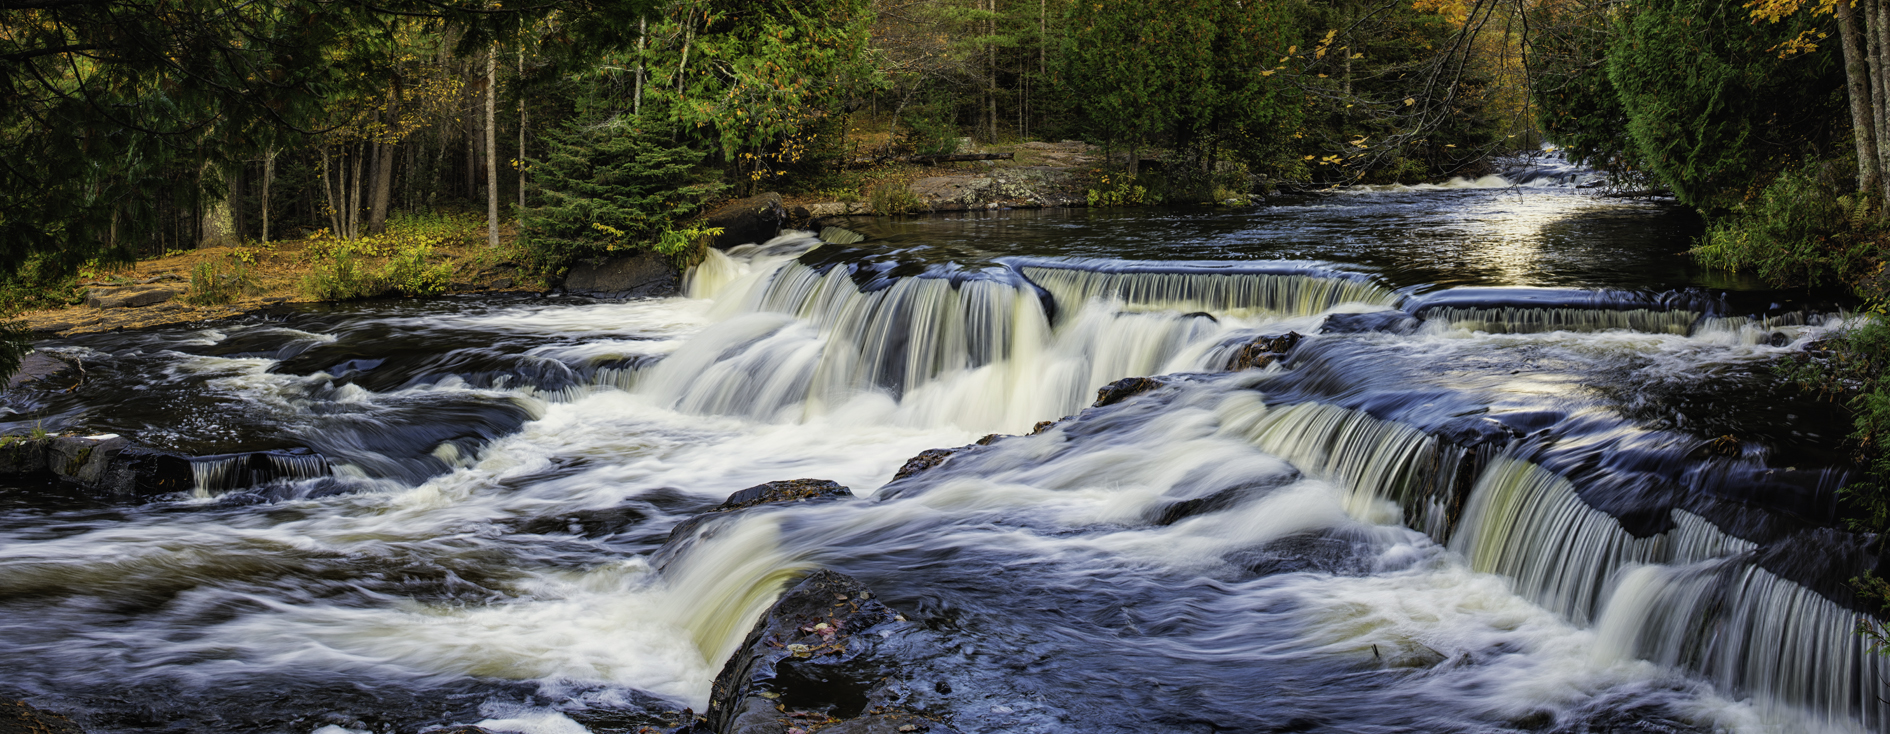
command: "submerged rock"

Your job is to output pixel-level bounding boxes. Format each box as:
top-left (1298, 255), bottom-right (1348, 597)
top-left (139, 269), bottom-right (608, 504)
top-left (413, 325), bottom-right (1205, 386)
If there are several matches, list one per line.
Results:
top-left (658, 480), bottom-right (856, 566)
top-left (0, 699), bottom-right (85, 734)
top-left (693, 570), bottom-right (955, 734)
top-left (1319, 311), bottom-right (1421, 335)
top-left (1224, 332), bottom-right (1302, 371)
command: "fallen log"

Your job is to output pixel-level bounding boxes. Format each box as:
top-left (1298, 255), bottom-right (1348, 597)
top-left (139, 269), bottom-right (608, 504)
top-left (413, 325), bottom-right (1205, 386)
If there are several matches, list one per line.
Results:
top-left (845, 152), bottom-right (1014, 168)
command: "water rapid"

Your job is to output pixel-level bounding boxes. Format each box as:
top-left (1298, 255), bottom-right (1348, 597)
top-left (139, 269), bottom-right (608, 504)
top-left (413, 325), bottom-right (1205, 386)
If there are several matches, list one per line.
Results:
top-left (0, 182), bottom-right (1880, 734)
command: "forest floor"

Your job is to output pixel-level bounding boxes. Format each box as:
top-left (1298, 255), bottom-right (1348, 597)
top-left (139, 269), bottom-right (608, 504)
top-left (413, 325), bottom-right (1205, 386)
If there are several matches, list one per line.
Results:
top-left (15, 138), bottom-right (1114, 339)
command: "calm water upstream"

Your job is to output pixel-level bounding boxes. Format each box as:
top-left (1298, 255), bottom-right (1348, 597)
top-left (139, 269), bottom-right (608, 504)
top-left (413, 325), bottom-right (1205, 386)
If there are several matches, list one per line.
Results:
top-left (1, 170), bottom-right (1882, 734)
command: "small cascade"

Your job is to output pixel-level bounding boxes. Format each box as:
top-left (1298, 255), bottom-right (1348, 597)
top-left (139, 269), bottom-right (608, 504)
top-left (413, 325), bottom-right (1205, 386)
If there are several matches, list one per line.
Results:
top-left (1407, 287), bottom-right (1723, 335)
top-left (1018, 261), bottom-right (1401, 319)
top-left (1597, 561), bottom-right (1890, 730)
top-left (189, 449), bottom-right (333, 496)
top-left (1419, 306), bottom-right (1700, 335)
top-left (1236, 402), bottom-right (1452, 527)
top-left (657, 514), bottom-right (815, 667)
top-left (1449, 458), bottom-right (1754, 625)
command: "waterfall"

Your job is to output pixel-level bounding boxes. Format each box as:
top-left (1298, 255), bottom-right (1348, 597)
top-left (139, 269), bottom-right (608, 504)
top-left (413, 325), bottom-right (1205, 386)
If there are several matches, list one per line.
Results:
top-left (1597, 561), bottom-right (1890, 730)
top-left (1222, 399), bottom-right (1879, 727)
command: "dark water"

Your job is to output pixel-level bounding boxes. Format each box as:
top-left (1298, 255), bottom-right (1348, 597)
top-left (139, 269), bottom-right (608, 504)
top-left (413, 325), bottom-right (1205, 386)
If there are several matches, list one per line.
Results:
top-left (0, 178), bottom-right (1880, 734)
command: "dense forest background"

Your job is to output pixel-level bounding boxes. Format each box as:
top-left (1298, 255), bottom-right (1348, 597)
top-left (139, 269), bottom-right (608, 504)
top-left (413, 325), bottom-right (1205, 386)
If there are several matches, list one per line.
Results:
top-left (3, 0), bottom-right (1890, 613)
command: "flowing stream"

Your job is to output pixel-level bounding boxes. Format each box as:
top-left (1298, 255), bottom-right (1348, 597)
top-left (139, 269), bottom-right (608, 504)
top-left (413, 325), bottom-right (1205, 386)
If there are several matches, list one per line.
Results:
top-left (2, 168), bottom-right (1883, 734)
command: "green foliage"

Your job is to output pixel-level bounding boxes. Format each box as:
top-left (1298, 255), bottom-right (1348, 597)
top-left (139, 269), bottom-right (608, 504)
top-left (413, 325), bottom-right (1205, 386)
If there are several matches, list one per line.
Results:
top-left (868, 183), bottom-right (923, 215)
top-left (1086, 172), bottom-right (1150, 207)
top-left (655, 224), bottom-right (725, 269)
top-left (897, 108), bottom-right (962, 157)
top-left (1691, 162), bottom-right (1884, 288)
top-left (185, 257), bottom-right (255, 306)
top-left (381, 245), bottom-right (454, 297)
top-left (301, 247), bottom-right (380, 302)
top-left (519, 114), bottom-right (726, 272)
top-left (1604, 0), bottom-right (1844, 210)
top-left (0, 321), bottom-right (28, 386)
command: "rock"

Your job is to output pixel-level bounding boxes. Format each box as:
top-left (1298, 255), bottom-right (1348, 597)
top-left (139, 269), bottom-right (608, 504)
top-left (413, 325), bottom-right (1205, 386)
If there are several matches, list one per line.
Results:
top-left (658, 479), bottom-right (855, 564)
top-left (1225, 332), bottom-right (1301, 371)
top-left (701, 570), bottom-right (956, 734)
top-left (0, 436), bottom-right (321, 502)
top-left (806, 202), bottom-right (852, 218)
top-left (6, 352), bottom-right (69, 389)
top-left (491, 278), bottom-right (516, 289)
top-left (891, 449), bottom-right (958, 482)
top-left (561, 249), bottom-right (678, 298)
top-left (1320, 311), bottom-right (1421, 335)
top-left (83, 285), bottom-right (180, 309)
top-left (0, 699), bottom-right (86, 734)
top-left (703, 193), bottom-right (788, 249)
top-left (1093, 376), bottom-right (1166, 408)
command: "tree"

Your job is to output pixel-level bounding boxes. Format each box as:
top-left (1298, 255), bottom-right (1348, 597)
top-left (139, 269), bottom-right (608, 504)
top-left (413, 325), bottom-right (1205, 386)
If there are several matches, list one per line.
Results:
top-left (519, 113), bottom-right (725, 271)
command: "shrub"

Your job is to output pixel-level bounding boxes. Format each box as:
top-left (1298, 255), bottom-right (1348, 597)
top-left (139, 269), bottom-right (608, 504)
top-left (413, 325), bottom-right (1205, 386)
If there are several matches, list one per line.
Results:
top-left (380, 244), bottom-right (454, 297)
top-left (185, 257), bottom-right (254, 305)
top-left (1691, 163), bottom-right (1883, 289)
top-left (868, 183), bottom-right (923, 215)
top-left (1087, 172), bottom-right (1151, 207)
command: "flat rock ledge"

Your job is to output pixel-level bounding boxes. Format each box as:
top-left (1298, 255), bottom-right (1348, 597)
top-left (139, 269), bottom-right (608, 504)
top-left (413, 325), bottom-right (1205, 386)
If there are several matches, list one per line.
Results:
top-left (0, 700), bottom-right (85, 734)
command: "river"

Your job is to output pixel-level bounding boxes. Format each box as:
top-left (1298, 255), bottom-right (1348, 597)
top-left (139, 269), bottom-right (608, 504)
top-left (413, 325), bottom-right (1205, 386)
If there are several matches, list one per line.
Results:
top-left (1, 166), bottom-right (1882, 734)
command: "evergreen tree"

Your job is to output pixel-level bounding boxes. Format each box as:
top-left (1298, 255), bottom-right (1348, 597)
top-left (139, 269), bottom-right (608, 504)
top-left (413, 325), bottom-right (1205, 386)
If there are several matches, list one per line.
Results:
top-left (519, 113), bottom-right (725, 271)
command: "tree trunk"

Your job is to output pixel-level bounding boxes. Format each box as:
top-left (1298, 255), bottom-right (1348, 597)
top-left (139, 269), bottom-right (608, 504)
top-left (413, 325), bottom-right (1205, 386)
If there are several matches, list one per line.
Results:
top-left (1870, 0), bottom-right (1890, 206)
top-left (635, 16), bottom-right (647, 115)
top-left (519, 46), bottom-right (528, 210)
top-left (1840, 0), bottom-right (1882, 198)
top-left (486, 48), bottom-right (501, 248)
top-left (349, 143), bottom-right (364, 240)
top-left (320, 146), bottom-right (343, 237)
top-left (199, 166), bottom-right (236, 248)
top-left (1875, 0), bottom-right (1890, 206)
top-left (261, 147), bottom-right (276, 244)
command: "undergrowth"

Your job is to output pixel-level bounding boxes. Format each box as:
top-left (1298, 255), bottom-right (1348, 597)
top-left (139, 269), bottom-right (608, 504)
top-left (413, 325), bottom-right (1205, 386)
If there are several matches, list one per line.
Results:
top-left (300, 213), bottom-right (469, 301)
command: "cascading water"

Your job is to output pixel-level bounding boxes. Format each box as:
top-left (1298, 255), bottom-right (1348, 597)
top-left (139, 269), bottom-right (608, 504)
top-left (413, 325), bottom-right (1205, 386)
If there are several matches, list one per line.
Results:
top-left (1, 182), bottom-right (1882, 734)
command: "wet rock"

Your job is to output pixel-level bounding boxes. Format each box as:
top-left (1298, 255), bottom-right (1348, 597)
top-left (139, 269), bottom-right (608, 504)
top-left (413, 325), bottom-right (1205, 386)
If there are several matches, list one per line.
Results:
top-left (83, 284), bottom-right (180, 309)
top-left (0, 436), bottom-right (317, 502)
top-left (892, 448), bottom-right (959, 482)
top-left (698, 570), bottom-right (957, 734)
top-left (1092, 376), bottom-right (1166, 407)
top-left (660, 480), bottom-right (855, 556)
top-left (6, 352), bottom-right (70, 389)
top-left (704, 193), bottom-right (788, 249)
top-left (1224, 332), bottom-right (1301, 371)
top-left (0, 699), bottom-right (85, 734)
top-left (562, 249), bottom-right (679, 298)
top-left (1319, 311), bottom-right (1421, 335)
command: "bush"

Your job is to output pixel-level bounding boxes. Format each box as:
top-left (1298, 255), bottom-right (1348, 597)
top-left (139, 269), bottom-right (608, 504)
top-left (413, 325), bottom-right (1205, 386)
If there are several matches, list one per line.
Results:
top-left (185, 257), bottom-right (254, 305)
top-left (1087, 172), bottom-right (1151, 207)
top-left (1690, 163), bottom-right (1884, 289)
top-left (868, 183), bottom-right (923, 215)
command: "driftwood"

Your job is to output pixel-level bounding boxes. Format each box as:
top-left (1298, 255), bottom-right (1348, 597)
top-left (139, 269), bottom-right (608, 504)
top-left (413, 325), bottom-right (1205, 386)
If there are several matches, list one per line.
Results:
top-left (845, 152), bottom-right (1014, 168)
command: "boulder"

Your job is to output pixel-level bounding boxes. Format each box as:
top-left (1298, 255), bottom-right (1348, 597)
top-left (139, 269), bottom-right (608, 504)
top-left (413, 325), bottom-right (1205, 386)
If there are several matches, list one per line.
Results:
top-left (6, 352), bottom-right (70, 389)
top-left (84, 285), bottom-right (180, 309)
top-left (1224, 332), bottom-right (1301, 371)
top-left (891, 448), bottom-right (958, 483)
top-left (703, 193), bottom-right (788, 249)
top-left (0, 435), bottom-right (321, 502)
top-left (697, 570), bottom-right (956, 734)
top-left (1092, 376), bottom-right (1166, 408)
top-left (563, 249), bottom-right (679, 298)
top-left (0, 700), bottom-right (85, 734)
